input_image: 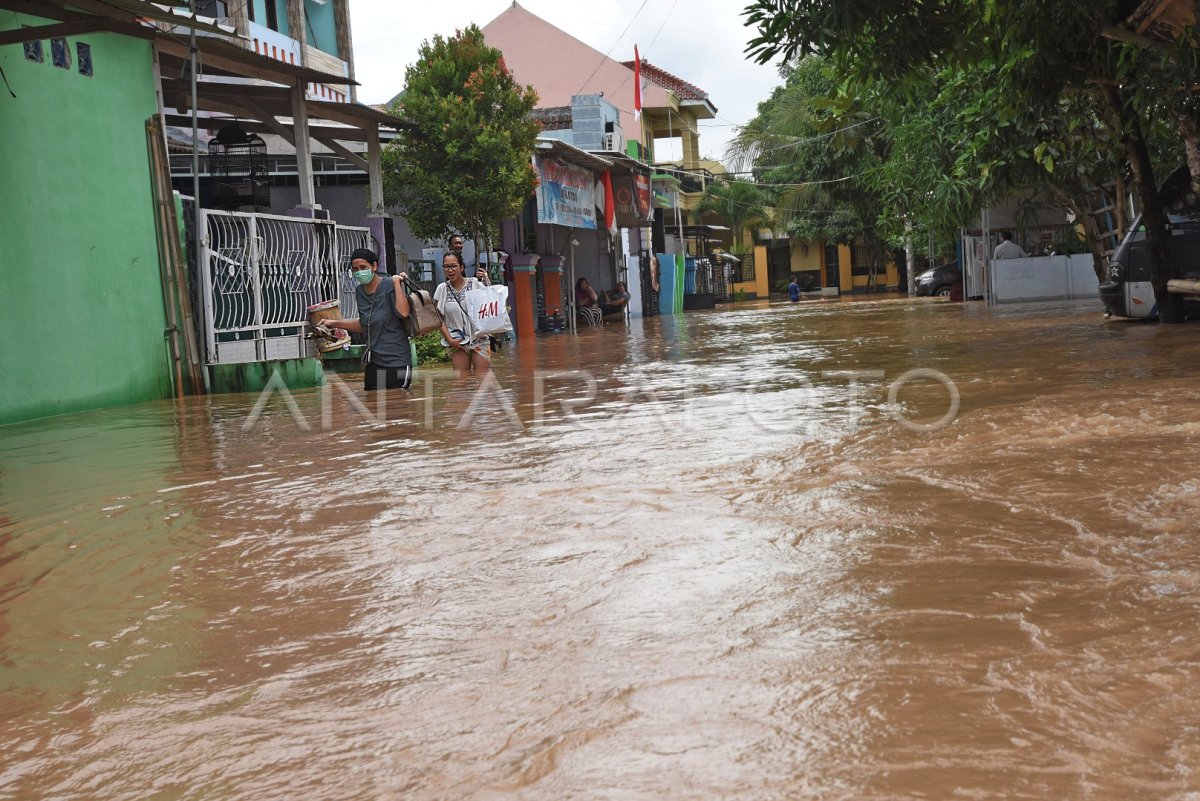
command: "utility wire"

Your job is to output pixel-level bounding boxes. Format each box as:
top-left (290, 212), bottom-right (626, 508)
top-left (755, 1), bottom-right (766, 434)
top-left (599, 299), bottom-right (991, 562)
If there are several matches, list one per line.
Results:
top-left (756, 117), bottom-right (881, 153)
top-left (573, 0), bottom-right (652, 97)
top-left (606, 0), bottom-right (681, 102)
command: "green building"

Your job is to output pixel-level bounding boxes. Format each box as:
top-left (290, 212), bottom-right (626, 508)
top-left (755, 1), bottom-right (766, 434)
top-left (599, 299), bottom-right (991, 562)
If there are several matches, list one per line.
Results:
top-left (0, 17), bottom-right (173, 426)
top-left (1, 0), bottom-right (390, 427)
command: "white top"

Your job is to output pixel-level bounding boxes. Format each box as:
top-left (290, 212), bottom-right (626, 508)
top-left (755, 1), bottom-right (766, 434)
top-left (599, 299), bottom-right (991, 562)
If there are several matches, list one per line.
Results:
top-left (994, 240), bottom-right (1028, 260)
top-left (433, 277), bottom-right (484, 345)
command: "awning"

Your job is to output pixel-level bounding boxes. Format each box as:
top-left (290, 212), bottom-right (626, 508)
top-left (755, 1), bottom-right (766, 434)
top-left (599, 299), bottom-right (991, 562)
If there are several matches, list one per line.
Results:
top-left (535, 138), bottom-right (613, 171)
top-left (0, 0), bottom-right (236, 43)
top-left (161, 78), bottom-right (411, 131)
top-left (587, 150), bottom-right (653, 176)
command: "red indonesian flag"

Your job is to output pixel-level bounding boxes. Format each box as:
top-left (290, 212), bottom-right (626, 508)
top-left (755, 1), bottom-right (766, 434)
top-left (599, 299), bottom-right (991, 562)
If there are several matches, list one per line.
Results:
top-left (633, 45), bottom-right (642, 121)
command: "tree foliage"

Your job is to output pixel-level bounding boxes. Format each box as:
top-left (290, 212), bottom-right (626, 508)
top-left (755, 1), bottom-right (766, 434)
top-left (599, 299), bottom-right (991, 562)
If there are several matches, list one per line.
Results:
top-left (384, 25), bottom-right (540, 246)
top-left (741, 0), bottom-right (1200, 320)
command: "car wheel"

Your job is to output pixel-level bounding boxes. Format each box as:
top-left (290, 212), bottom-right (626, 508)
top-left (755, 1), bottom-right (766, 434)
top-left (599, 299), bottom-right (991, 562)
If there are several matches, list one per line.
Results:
top-left (935, 285), bottom-right (952, 296)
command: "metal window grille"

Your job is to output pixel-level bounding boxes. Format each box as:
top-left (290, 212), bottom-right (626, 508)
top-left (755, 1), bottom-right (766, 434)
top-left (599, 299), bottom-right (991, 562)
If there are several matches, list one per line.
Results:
top-left (199, 209), bottom-right (372, 364)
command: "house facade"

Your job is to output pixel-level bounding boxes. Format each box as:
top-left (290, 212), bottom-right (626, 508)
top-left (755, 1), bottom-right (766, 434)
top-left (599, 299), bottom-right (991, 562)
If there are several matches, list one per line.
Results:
top-left (1, 0), bottom-right (404, 425)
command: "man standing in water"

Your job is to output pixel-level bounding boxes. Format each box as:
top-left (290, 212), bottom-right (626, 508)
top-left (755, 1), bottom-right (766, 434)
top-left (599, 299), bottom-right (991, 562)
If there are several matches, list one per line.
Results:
top-left (448, 232), bottom-right (491, 283)
top-left (788, 275), bottom-right (802, 303)
top-left (993, 231), bottom-right (1028, 260)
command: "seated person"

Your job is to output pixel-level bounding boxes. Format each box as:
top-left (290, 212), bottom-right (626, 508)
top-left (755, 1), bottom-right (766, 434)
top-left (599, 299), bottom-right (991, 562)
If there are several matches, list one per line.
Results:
top-left (600, 282), bottom-right (630, 316)
top-left (575, 277), bottom-right (603, 325)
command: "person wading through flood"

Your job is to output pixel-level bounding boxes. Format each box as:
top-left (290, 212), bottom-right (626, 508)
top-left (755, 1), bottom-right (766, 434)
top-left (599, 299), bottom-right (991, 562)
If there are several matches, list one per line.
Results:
top-left (433, 251), bottom-right (491, 376)
top-left (322, 248), bottom-right (413, 390)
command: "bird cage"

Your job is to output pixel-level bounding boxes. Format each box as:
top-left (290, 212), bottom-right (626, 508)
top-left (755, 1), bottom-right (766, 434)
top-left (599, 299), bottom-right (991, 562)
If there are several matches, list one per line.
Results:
top-left (208, 121), bottom-right (270, 209)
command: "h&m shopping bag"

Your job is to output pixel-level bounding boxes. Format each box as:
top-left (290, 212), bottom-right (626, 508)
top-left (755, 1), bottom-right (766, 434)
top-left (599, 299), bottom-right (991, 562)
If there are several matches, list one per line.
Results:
top-left (464, 285), bottom-right (513, 336)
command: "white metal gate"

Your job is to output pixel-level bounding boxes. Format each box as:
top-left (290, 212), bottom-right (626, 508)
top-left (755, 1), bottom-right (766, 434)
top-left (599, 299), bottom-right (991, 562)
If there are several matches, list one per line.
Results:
top-left (199, 209), bottom-right (372, 364)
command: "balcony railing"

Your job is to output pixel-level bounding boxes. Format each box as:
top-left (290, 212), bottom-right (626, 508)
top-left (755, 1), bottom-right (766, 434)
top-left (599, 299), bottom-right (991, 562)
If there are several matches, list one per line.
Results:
top-left (654, 165), bottom-right (716, 195)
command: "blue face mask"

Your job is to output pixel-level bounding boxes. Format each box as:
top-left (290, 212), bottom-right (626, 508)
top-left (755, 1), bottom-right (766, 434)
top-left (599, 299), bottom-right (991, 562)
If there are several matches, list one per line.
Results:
top-left (353, 269), bottom-right (375, 286)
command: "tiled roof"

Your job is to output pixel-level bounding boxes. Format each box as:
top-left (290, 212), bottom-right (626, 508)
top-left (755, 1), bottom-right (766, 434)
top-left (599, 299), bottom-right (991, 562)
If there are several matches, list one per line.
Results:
top-left (619, 59), bottom-right (708, 100)
top-left (531, 105), bottom-right (573, 130)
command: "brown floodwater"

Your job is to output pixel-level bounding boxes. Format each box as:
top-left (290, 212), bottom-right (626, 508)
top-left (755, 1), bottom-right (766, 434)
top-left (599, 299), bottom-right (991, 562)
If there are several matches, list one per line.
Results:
top-left (3, 296), bottom-right (1200, 800)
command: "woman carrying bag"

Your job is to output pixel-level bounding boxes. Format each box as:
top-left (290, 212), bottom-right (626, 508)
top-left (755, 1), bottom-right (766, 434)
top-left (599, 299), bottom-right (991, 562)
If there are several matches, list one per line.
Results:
top-left (322, 248), bottom-right (413, 390)
top-left (433, 251), bottom-right (490, 376)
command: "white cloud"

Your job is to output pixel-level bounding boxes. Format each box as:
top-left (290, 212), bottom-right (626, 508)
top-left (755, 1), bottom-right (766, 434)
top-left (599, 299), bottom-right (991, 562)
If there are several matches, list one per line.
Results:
top-left (348, 0), bottom-right (783, 165)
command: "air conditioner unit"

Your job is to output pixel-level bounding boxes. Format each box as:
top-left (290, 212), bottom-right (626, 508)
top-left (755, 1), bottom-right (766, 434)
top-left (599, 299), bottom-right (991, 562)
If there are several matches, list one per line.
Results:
top-left (603, 132), bottom-right (622, 152)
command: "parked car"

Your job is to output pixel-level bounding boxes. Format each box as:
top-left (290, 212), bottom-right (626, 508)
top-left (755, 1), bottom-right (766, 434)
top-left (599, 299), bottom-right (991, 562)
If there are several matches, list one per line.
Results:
top-left (914, 263), bottom-right (962, 296)
top-left (1100, 166), bottom-right (1200, 319)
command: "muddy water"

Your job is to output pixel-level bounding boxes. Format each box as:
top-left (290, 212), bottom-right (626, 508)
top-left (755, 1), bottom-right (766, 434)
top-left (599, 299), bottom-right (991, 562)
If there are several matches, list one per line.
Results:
top-left (3, 297), bottom-right (1200, 800)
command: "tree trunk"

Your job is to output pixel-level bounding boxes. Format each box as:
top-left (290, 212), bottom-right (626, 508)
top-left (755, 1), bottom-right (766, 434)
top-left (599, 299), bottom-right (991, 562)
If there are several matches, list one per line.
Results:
top-left (1103, 84), bottom-right (1184, 322)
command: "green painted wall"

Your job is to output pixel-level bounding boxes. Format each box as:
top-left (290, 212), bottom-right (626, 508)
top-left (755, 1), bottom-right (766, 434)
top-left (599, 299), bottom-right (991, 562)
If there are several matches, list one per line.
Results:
top-left (0, 24), bottom-right (172, 425)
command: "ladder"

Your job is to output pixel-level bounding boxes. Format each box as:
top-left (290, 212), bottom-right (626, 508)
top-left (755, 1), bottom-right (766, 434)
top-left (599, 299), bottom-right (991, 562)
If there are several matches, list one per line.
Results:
top-left (1085, 178), bottom-right (1128, 266)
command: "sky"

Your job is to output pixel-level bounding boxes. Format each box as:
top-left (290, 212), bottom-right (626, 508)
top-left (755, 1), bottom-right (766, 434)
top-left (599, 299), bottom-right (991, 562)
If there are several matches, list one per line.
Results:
top-left (347, 0), bottom-right (785, 165)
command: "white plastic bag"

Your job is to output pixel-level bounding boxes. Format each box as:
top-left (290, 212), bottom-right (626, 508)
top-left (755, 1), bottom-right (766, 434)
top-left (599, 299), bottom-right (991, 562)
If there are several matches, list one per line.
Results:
top-left (464, 285), bottom-right (513, 336)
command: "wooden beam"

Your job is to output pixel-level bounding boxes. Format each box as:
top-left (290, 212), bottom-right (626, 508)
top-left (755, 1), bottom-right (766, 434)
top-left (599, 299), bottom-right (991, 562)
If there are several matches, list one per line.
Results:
top-left (238, 98), bottom-right (297, 145)
top-left (1099, 22), bottom-right (1168, 50)
top-left (163, 114), bottom-right (375, 142)
top-left (0, 17), bottom-right (102, 45)
top-left (0, 0), bottom-right (71, 22)
top-left (315, 136), bottom-right (368, 171)
top-left (1136, 0), bottom-right (1178, 33)
top-left (286, 0), bottom-right (305, 66)
top-left (156, 38), bottom-right (308, 86)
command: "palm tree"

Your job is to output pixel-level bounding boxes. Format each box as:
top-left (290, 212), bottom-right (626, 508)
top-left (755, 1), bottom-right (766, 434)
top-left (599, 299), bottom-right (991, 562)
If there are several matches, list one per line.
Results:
top-left (693, 179), bottom-right (768, 252)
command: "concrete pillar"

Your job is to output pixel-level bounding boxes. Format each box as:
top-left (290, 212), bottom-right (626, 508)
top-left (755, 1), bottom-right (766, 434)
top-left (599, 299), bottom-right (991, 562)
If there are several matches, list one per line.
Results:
top-left (510, 254), bottom-right (539, 338)
top-left (290, 80), bottom-right (317, 208)
top-left (541, 255), bottom-right (564, 320)
top-left (681, 126), bottom-right (699, 170)
top-left (366, 123), bottom-right (383, 214)
top-left (838, 243), bottom-right (853, 292)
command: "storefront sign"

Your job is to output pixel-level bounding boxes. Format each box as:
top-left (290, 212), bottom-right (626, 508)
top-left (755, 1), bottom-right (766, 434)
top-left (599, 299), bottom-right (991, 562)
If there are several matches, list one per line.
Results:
top-left (614, 173), bottom-right (653, 227)
top-left (534, 156), bottom-right (596, 229)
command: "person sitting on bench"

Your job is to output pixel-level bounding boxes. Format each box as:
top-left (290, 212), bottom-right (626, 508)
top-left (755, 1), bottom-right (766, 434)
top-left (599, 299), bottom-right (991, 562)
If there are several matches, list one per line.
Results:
top-left (575, 277), bottom-right (603, 326)
top-left (600, 282), bottom-right (630, 317)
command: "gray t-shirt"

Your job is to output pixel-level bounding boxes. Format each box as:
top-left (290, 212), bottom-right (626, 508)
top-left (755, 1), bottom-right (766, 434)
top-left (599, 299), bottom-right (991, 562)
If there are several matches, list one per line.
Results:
top-left (356, 273), bottom-right (412, 367)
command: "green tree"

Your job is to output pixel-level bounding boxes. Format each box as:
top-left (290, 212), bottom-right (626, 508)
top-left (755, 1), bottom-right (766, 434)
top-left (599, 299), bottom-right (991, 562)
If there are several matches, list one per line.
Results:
top-left (729, 58), bottom-right (921, 287)
top-left (384, 25), bottom-right (540, 252)
top-left (741, 0), bottom-right (1196, 321)
top-left (694, 179), bottom-right (767, 251)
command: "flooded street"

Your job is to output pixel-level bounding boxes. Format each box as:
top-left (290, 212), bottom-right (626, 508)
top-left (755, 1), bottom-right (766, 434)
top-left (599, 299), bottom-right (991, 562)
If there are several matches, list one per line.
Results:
top-left (4, 297), bottom-right (1200, 800)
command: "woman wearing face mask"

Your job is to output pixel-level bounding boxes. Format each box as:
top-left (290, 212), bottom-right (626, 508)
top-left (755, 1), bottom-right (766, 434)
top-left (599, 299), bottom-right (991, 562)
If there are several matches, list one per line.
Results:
top-left (322, 248), bottom-right (413, 390)
top-left (433, 251), bottom-right (490, 375)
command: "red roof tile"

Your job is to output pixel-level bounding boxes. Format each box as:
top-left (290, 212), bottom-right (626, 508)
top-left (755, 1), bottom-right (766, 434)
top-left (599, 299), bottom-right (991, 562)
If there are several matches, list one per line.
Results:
top-left (619, 59), bottom-right (708, 101)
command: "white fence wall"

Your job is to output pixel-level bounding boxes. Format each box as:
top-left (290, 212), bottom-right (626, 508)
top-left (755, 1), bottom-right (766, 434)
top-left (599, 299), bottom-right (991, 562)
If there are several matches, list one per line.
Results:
top-left (992, 254), bottom-right (1100, 304)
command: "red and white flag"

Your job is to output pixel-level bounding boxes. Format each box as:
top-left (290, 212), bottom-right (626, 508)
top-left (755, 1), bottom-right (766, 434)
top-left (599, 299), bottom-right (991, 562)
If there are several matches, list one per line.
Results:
top-left (633, 45), bottom-right (642, 121)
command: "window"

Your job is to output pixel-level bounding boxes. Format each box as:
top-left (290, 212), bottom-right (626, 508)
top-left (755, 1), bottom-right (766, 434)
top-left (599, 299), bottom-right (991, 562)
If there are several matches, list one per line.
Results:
top-left (23, 40), bottom-right (43, 63)
top-left (76, 42), bottom-right (92, 77)
top-left (50, 37), bottom-right (70, 69)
